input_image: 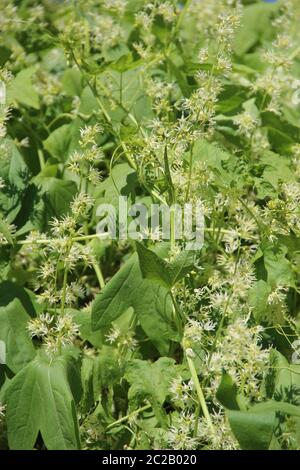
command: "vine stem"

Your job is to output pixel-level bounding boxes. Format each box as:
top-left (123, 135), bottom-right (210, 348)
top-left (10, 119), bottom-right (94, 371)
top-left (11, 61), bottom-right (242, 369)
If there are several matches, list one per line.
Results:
top-left (186, 353), bottom-right (214, 432)
top-left (37, 149), bottom-right (45, 171)
top-left (163, 145), bottom-right (177, 252)
top-left (106, 404), bottom-right (151, 430)
top-left (92, 261), bottom-right (105, 290)
top-left (170, 291), bottom-right (183, 334)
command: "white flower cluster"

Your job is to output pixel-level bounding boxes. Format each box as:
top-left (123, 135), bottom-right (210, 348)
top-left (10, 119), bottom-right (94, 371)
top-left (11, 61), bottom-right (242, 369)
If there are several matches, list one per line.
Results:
top-left (27, 312), bottom-right (79, 356)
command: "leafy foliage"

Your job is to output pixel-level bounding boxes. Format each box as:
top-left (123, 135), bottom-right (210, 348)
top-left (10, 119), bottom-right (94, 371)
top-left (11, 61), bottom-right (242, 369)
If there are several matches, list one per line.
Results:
top-left (1, 0), bottom-right (300, 451)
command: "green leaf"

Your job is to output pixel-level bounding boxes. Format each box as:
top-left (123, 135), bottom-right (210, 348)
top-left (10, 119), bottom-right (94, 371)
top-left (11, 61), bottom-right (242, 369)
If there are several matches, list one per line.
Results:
top-left (78, 86), bottom-right (100, 115)
top-left (42, 119), bottom-right (82, 163)
top-left (92, 254), bottom-right (178, 355)
top-left (39, 177), bottom-right (77, 218)
top-left (227, 408), bottom-right (276, 450)
top-left (43, 125), bottom-right (74, 162)
top-left (74, 309), bottom-right (103, 349)
top-left (7, 67), bottom-right (39, 109)
top-left (233, 3), bottom-right (278, 56)
top-left (5, 352), bottom-right (81, 450)
top-left (125, 357), bottom-right (178, 425)
top-left (263, 244), bottom-right (294, 288)
top-left (98, 69), bottom-right (153, 126)
top-left (136, 242), bottom-right (173, 287)
top-left (94, 162), bottom-right (137, 208)
top-left (80, 356), bottom-right (99, 412)
top-left (269, 350), bottom-right (300, 398)
top-left (62, 68), bottom-right (83, 96)
top-left (248, 280), bottom-right (271, 321)
top-left (216, 372), bottom-right (240, 410)
top-left (261, 151), bottom-right (295, 190)
top-left (0, 216), bottom-right (13, 244)
top-left (0, 281), bottom-right (38, 317)
top-left (0, 141), bottom-right (29, 222)
top-left (166, 57), bottom-right (190, 96)
top-left (0, 299), bottom-right (36, 373)
top-left (191, 138), bottom-right (230, 171)
top-left (136, 242), bottom-right (197, 288)
top-left (92, 255), bottom-right (138, 328)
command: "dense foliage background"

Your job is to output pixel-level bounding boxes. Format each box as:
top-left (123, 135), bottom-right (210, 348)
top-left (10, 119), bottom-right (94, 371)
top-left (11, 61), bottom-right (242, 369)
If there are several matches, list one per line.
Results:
top-left (1, 0), bottom-right (300, 450)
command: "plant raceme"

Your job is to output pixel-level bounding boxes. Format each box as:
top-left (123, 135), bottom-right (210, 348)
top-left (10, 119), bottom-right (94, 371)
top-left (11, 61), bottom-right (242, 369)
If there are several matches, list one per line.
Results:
top-left (1, 0), bottom-right (300, 451)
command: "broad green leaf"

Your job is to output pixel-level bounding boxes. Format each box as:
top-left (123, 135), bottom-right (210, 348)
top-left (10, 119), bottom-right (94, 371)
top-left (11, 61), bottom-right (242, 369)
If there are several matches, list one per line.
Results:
top-left (261, 151), bottom-right (295, 190)
top-left (166, 57), bottom-right (190, 96)
top-left (248, 280), bottom-right (271, 321)
top-left (92, 254), bottom-right (178, 355)
top-left (98, 69), bottom-right (153, 126)
top-left (269, 350), bottom-right (300, 399)
top-left (80, 356), bottom-right (99, 412)
top-left (74, 309), bottom-right (103, 349)
top-left (216, 372), bottom-right (240, 411)
top-left (233, 3), bottom-right (278, 56)
top-left (62, 68), bottom-right (83, 96)
top-left (40, 177), bottom-right (77, 218)
top-left (94, 162), bottom-right (137, 208)
top-left (227, 408), bottom-right (275, 450)
top-left (136, 242), bottom-right (197, 288)
top-left (0, 216), bottom-right (13, 244)
top-left (125, 357), bottom-right (178, 425)
top-left (78, 86), bottom-right (100, 115)
top-left (191, 138), bottom-right (230, 171)
top-left (43, 119), bottom-right (82, 163)
top-left (5, 352), bottom-right (81, 450)
top-left (6, 67), bottom-right (39, 109)
top-left (0, 281), bottom-right (38, 317)
top-left (263, 244), bottom-right (294, 288)
top-left (0, 141), bottom-right (29, 222)
top-left (80, 347), bottom-right (121, 413)
top-left (0, 299), bottom-right (36, 373)
top-left (136, 242), bottom-right (174, 287)
top-left (43, 125), bottom-right (75, 162)
top-left (92, 255), bottom-right (138, 328)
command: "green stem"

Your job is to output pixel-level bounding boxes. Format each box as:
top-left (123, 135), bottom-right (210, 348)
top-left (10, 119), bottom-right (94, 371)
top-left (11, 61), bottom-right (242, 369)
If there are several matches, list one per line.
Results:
top-left (163, 145), bottom-right (175, 205)
top-left (3, 227), bottom-right (240, 247)
top-left (170, 208), bottom-right (176, 252)
top-left (170, 291), bottom-right (183, 333)
top-left (48, 113), bottom-right (75, 129)
top-left (193, 403), bottom-right (201, 438)
top-left (186, 353), bottom-right (214, 431)
top-left (163, 145), bottom-right (177, 251)
top-left (92, 261), bottom-right (105, 290)
top-left (289, 44), bottom-right (300, 60)
top-left (37, 149), bottom-right (45, 171)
